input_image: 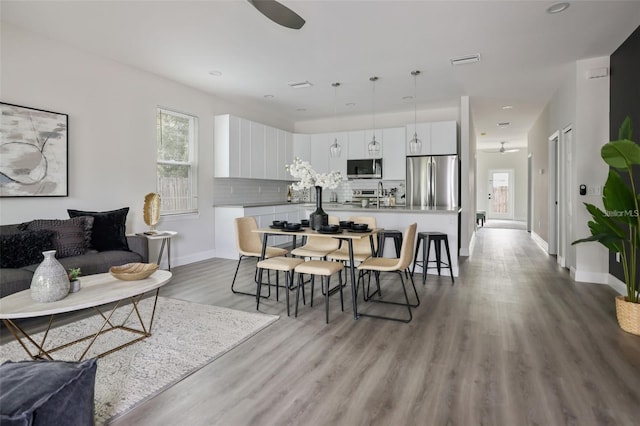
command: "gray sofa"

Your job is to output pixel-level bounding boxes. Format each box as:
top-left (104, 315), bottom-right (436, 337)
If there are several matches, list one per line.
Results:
top-left (0, 222), bottom-right (148, 298)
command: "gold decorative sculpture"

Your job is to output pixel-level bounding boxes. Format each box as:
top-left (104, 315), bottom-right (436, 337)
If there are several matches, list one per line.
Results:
top-left (143, 192), bottom-right (161, 234)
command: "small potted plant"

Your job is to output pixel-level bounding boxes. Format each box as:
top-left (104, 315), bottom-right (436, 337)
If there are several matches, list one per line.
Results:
top-left (573, 116), bottom-right (640, 335)
top-left (68, 268), bottom-right (82, 293)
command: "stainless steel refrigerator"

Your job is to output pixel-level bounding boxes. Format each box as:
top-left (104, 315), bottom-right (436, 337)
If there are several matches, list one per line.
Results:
top-left (406, 155), bottom-right (459, 208)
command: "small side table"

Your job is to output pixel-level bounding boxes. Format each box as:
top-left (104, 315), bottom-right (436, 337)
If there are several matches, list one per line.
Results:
top-left (137, 231), bottom-right (177, 270)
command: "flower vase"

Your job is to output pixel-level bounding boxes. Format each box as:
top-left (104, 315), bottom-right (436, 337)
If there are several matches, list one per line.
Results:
top-left (30, 250), bottom-right (70, 303)
top-left (310, 186), bottom-right (328, 231)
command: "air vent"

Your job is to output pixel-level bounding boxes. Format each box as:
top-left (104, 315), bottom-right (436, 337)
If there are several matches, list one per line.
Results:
top-left (450, 54), bottom-right (480, 66)
top-left (288, 81), bottom-right (313, 89)
top-left (497, 122), bottom-right (510, 128)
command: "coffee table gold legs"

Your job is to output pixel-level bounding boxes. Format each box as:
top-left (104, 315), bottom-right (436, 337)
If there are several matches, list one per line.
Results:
top-left (3, 289), bottom-right (161, 361)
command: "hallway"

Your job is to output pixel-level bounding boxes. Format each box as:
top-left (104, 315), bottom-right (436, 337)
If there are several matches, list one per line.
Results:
top-left (110, 225), bottom-right (640, 425)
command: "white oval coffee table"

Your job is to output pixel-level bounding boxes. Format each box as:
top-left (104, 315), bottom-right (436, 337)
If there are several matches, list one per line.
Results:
top-left (0, 270), bottom-right (172, 360)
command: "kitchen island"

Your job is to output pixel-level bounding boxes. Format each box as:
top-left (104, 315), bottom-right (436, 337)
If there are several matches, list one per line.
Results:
top-left (311, 204), bottom-right (460, 277)
top-left (215, 202), bottom-right (460, 277)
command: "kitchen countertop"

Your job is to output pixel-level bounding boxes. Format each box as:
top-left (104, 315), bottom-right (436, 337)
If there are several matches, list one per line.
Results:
top-left (214, 202), bottom-right (460, 213)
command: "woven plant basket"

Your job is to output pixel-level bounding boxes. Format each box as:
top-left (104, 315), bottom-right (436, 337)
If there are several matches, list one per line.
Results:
top-left (615, 296), bottom-right (640, 336)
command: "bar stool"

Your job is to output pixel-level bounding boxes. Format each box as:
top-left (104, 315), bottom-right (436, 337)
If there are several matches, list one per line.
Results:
top-left (412, 232), bottom-right (454, 284)
top-left (294, 260), bottom-right (344, 324)
top-left (256, 257), bottom-right (305, 316)
top-left (377, 229), bottom-right (403, 257)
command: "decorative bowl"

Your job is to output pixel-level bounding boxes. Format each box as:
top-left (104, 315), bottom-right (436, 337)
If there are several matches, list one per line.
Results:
top-left (285, 222), bottom-right (301, 231)
top-left (272, 220), bottom-right (287, 228)
top-left (351, 223), bottom-right (369, 231)
top-left (339, 220), bottom-right (354, 228)
top-left (320, 224), bottom-right (340, 233)
top-left (300, 219), bottom-right (310, 226)
top-left (110, 263), bottom-right (159, 281)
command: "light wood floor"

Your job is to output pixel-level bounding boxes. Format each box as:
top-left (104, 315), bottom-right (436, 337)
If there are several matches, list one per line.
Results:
top-left (7, 227), bottom-right (640, 425)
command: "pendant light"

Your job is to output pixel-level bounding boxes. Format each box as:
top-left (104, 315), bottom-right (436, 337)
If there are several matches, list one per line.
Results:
top-left (408, 70), bottom-right (422, 154)
top-left (367, 76), bottom-right (381, 157)
top-left (329, 82), bottom-right (341, 158)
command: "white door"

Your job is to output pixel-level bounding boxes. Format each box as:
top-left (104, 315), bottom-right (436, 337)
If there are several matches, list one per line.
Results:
top-left (488, 169), bottom-right (514, 219)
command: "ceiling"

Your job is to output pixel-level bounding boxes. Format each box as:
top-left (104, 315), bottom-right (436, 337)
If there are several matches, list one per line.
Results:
top-left (2, 1), bottom-right (639, 151)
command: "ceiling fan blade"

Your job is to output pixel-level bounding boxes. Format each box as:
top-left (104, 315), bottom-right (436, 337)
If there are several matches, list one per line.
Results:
top-left (248, 0), bottom-right (305, 30)
top-left (505, 148), bottom-right (520, 153)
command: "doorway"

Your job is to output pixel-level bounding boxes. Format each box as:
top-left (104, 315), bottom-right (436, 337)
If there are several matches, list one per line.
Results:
top-left (488, 169), bottom-right (515, 220)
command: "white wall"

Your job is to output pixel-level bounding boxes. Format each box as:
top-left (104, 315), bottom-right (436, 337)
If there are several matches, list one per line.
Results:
top-left (0, 24), bottom-right (292, 267)
top-left (528, 56), bottom-right (610, 285)
top-left (476, 149), bottom-right (528, 221)
top-left (460, 96), bottom-right (474, 257)
top-left (572, 56), bottom-right (611, 285)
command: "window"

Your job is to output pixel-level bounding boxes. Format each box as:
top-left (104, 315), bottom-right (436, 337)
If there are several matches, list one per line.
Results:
top-left (157, 108), bottom-right (198, 214)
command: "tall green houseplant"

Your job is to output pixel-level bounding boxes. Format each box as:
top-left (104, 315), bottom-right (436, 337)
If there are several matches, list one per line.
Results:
top-left (573, 117), bottom-right (639, 304)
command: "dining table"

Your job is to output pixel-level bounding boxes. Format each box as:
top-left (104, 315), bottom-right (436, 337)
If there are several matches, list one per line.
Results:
top-left (252, 226), bottom-right (381, 319)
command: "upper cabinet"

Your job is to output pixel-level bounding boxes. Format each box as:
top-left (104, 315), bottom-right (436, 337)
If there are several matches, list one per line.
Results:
top-left (292, 133), bottom-right (311, 163)
top-left (382, 127), bottom-right (406, 180)
top-left (214, 114), bottom-right (293, 181)
top-left (406, 120), bottom-right (457, 155)
top-left (347, 131), bottom-right (366, 159)
top-left (430, 120), bottom-right (457, 155)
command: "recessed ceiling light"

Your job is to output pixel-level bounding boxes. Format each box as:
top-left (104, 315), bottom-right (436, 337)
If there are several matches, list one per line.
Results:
top-left (288, 81), bottom-right (313, 89)
top-left (208, 70), bottom-right (222, 76)
top-left (345, 103), bottom-right (356, 107)
top-left (450, 54), bottom-right (481, 66)
top-left (264, 94), bottom-right (274, 99)
top-left (502, 105), bottom-right (514, 110)
top-left (547, 2), bottom-right (570, 14)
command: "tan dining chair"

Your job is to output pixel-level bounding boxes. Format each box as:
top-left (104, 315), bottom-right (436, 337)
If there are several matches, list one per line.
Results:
top-left (290, 216), bottom-right (340, 259)
top-left (326, 216), bottom-right (377, 263)
top-left (356, 222), bottom-right (419, 323)
top-left (231, 216), bottom-right (288, 298)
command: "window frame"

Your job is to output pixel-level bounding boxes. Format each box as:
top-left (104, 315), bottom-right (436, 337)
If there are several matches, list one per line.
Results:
top-left (156, 107), bottom-right (199, 216)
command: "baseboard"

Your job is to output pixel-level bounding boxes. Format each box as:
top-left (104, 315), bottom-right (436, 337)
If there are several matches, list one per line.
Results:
top-left (530, 231), bottom-right (548, 253)
top-left (607, 274), bottom-right (627, 295)
top-left (460, 231), bottom-right (474, 257)
top-left (170, 250), bottom-right (216, 268)
top-left (570, 268), bottom-right (626, 295)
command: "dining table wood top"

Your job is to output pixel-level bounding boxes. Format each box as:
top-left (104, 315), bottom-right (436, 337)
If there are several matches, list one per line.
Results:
top-left (252, 227), bottom-right (381, 239)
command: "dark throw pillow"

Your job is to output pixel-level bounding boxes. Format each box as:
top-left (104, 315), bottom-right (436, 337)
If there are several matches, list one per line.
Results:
top-left (68, 207), bottom-right (130, 252)
top-left (0, 358), bottom-right (97, 426)
top-left (0, 230), bottom-right (55, 268)
top-left (23, 217), bottom-right (94, 258)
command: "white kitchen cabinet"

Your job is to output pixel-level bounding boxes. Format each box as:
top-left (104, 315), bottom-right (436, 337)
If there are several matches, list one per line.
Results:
top-left (347, 131), bottom-right (366, 159)
top-left (277, 129), bottom-right (293, 180)
top-left (430, 120), bottom-right (457, 155)
top-left (310, 133), bottom-right (330, 174)
top-left (215, 114), bottom-right (294, 180)
top-left (405, 122), bottom-right (431, 156)
top-left (239, 118), bottom-right (252, 178)
top-left (382, 127), bottom-right (406, 180)
top-left (264, 125), bottom-right (278, 179)
top-left (250, 122), bottom-right (266, 179)
top-left (293, 133), bottom-right (311, 163)
top-left (214, 115), bottom-right (241, 178)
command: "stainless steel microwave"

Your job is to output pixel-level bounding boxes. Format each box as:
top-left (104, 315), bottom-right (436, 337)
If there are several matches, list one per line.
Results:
top-left (347, 158), bottom-right (382, 179)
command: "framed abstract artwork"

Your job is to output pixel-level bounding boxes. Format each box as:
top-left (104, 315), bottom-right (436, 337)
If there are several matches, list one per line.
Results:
top-left (0, 102), bottom-right (68, 197)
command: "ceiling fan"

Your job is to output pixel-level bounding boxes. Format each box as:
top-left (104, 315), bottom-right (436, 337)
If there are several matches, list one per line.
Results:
top-left (489, 142), bottom-right (520, 154)
top-left (247, 0), bottom-right (306, 30)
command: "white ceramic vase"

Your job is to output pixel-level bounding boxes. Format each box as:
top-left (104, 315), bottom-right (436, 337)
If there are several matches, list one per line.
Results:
top-left (30, 250), bottom-right (70, 303)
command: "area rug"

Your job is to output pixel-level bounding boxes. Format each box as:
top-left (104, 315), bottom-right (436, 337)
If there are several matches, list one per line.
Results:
top-left (0, 297), bottom-right (279, 424)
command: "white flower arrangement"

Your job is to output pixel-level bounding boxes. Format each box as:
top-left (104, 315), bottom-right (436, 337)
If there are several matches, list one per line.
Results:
top-left (286, 157), bottom-right (343, 190)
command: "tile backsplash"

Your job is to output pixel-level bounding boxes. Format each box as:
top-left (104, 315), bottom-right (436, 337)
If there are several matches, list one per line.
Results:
top-left (213, 178), bottom-right (405, 205)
